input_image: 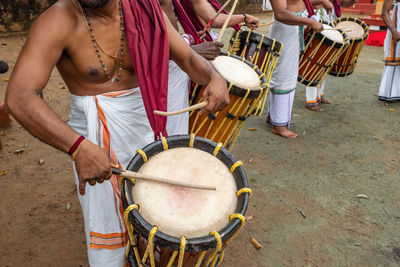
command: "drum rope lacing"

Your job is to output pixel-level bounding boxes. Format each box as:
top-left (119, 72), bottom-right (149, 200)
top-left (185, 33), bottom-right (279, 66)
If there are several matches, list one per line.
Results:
top-left (299, 29), bottom-right (349, 86)
top-left (189, 70), bottom-right (258, 150)
top-left (330, 17), bottom-right (369, 77)
top-left (227, 30), bottom-right (282, 116)
top-left (122, 136), bottom-right (252, 267)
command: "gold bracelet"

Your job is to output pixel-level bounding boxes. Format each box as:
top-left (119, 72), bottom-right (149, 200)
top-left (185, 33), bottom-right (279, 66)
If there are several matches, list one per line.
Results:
top-left (71, 138), bottom-right (87, 161)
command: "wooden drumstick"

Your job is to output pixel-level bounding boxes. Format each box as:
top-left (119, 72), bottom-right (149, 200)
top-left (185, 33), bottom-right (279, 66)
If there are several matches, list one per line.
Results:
top-left (240, 21), bottom-right (273, 28)
top-left (216, 0), bottom-right (240, 42)
top-left (154, 101), bottom-right (208, 116)
top-left (199, 0), bottom-right (232, 39)
top-left (112, 167), bottom-right (217, 191)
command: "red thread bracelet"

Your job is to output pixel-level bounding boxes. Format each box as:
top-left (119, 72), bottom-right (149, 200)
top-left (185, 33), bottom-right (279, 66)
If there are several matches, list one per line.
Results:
top-left (68, 136), bottom-right (86, 156)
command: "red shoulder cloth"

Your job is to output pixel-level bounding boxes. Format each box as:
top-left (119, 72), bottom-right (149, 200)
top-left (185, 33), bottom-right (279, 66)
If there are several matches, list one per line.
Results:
top-left (122, 0), bottom-right (169, 139)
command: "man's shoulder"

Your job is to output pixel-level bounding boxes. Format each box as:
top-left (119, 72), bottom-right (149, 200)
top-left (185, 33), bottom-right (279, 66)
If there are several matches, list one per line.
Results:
top-left (33, 0), bottom-right (78, 31)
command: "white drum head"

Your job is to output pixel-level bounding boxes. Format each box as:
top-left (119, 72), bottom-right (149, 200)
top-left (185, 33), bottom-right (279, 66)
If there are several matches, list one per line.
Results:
top-left (321, 24), bottom-right (344, 43)
top-left (336, 21), bottom-right (365, 39)
top-left (131, 147), bottom-right (238, 238)
top-left (211, 56), bottom-right (261, 90)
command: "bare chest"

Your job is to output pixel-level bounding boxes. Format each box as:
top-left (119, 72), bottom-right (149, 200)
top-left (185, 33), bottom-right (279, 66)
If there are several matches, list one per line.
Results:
top-left (58, 17), bottom-right (134, 84)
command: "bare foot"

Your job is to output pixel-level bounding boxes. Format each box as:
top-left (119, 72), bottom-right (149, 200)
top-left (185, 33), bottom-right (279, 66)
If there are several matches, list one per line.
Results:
top-left (320, 97), bottom-right (331, 104)
top-left (266, 115), bottom-right (271, 124)
top-left (271, 126), bottom-right (298, 138)
top-left (378, 100), bottom-right (389, 106)
top-left (305, 105), bottom-right (324, 112)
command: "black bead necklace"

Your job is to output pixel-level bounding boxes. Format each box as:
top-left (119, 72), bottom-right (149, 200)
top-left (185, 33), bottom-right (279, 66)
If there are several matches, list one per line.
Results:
top-left (78, 0), bottom-right (125, 82)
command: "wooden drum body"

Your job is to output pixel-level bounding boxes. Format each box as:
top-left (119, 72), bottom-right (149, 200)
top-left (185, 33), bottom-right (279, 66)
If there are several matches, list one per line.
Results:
top-left (329, 17), bottom-right (369, 77)
top-left (121, 135), bottom-right (251, 267)
top-left (298, 24), bottom-right (349, 87)
top-left (228, 30), bottom-right (282, 115)
top-left (189, 52), bottom-right (267, 150)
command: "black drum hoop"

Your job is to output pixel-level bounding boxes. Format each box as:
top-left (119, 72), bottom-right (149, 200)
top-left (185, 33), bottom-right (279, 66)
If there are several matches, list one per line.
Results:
top-left (121, 135), bottom-right (250, 253)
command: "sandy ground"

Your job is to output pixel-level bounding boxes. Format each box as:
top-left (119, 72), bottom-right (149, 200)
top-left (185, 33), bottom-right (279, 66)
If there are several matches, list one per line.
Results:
top-left (1, 12), bottom-right (400, 267)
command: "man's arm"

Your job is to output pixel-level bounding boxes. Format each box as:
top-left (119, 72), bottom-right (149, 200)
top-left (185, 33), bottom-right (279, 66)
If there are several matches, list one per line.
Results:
top-left (5, 5), bottom-right (112, 194)
top-left (270, 0), bottom-right (323, 32)
top-left (340, 0), bottom-right (356, 8)
top-left (164, 14), bottom-right (229, 114)
top-left (382, 0), bottom-right (400, 42)
top-left (311, 0), bottom-right (333, 13)
top-left (191, 0), bottom-right (259, 29)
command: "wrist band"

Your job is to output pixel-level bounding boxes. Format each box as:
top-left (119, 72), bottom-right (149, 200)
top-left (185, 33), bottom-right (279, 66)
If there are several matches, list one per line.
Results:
top-left (71, 138), bottom-right (87, 161)
top-left (242, 13), bottom-right (247, 23)
top-left (68, 135), bottom-right (86, 158)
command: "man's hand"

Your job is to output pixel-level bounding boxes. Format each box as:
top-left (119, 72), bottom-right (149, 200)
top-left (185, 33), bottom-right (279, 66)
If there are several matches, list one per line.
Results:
top-left (322, 0), bottom-right (334, 13)
top-left (199, 73), bottom-right (229, 115)
top-left (392, 29), bottom-right (400, 42)
top-left (309, 20), bottom-right (324, 33)
top-left (74, 141), bottom-right (113, 195)
top-left (245, 14), bottom-right (259, 30)
top-left (191, 42), bottom-right (224, 60)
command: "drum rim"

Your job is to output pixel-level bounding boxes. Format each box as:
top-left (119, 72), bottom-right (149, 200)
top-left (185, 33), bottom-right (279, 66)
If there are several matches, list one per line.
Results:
top-left (210, 51), bottom-right (267, 99)
top-left (235, 30), bottom-right (283, 53)
top-left (311, 22), bottom-right (350, 49)
top-left (334, 17), bottom-right (369, 42)
top-left (122, 134), bottom-right (250, 252)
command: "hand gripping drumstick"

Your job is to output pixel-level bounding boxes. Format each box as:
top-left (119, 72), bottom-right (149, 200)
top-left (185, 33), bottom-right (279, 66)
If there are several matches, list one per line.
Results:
top-left (112, 167), bottom-right (217, 190)
top-left (153, 101), bottom-right (208, 116)
top-left (199, 0), bottom-right (232, 39)
top-left (216, 0), bottom-right (240, 42)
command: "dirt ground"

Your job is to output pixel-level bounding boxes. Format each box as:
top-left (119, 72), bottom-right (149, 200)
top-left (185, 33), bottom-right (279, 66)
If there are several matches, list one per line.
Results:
top-left (1, 12), bottom-right (400, 267)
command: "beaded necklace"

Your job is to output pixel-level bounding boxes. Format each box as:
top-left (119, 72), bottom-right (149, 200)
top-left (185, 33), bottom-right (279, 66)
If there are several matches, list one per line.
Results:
top-left (78, 0), bottom-right (125, 82)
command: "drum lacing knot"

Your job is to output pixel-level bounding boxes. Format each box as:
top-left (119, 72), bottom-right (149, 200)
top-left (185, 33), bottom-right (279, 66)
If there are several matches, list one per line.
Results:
top-left (142, 226), bottom-right (158, 267)
top-left (208, 113), bottom-right (217, 120)
top-left (226, 112), bottom-right (235, 120)
top-left (178, 236), bottom-right (186, 267)
top-left (230, 161), bottom-right (243, 173)
top-left (124, 204), bottom-right (141, 265)
top-left (238, 116), bottom-right (246, 121)
top-left (189, 133), bottom-right (195, 148)
top-left (205, 231), bottom-right (222, 266)
top-left (213, 143), bottom-right (223, 157)
top-left (136, 149), bottom-right (148, 162)
top-left (161, 137), bottom-right (168, 150)
top-left (237, 188), bottom-right (252, 197)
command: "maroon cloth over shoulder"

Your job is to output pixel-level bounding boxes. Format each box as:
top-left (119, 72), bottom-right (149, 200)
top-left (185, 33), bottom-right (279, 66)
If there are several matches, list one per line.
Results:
top-left (121, 0), bottom-right (169, 139)
top-left (332, 0), bottom-right (341, 18)
top-left (172, 0), bottom-right (203, 42)
top-left (175, 0), bottom-right (240, 42)
top-left (303, 0), bottom-right (315, 17)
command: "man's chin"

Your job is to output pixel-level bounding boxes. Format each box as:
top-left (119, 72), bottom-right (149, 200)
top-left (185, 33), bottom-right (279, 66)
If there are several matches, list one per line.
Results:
top-left (78, 0), bottom-right (111, 9)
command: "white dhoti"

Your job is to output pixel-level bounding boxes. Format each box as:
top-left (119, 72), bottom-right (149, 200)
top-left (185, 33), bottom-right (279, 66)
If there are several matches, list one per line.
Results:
top-left (306, 80), bottom-right (326, 106)
top-left (268, 18), bottom-right (300, 127)
top-left (166, 60), bottom-right (190, 135)
top-left (68, 88), bottom-right (154, 267)
top-left (379, 3), bottom-right (400, 102)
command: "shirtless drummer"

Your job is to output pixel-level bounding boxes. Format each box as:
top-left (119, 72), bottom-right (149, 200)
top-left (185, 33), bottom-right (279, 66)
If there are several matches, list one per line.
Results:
top-left (267, 0), bottom-right (323, 138)
top-left (5, 0), bottom-right (228, 265)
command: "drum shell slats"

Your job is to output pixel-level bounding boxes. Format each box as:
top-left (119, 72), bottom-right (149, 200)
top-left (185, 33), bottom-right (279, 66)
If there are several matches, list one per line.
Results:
top-left (329, 17), bottom-right (369, 77)
top-left (228, 30), bottom-right (283, 116)
top-left (189, 52), bottom-right (267, 149)
top-left (298, 28), bottom-right (350, 87)
top-left (229, 30), bottom-right (282, 74)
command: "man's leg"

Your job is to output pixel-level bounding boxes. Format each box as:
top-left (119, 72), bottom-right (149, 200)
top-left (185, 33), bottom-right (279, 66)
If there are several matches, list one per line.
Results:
top-left (378, 65), bottom-right (397, 106)
top-left (319, 80), bottom-right (331, 104)
top-left (268, 90), bottom-right (297, 138)
top-left (305, 85), bottom-right (323, 112)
